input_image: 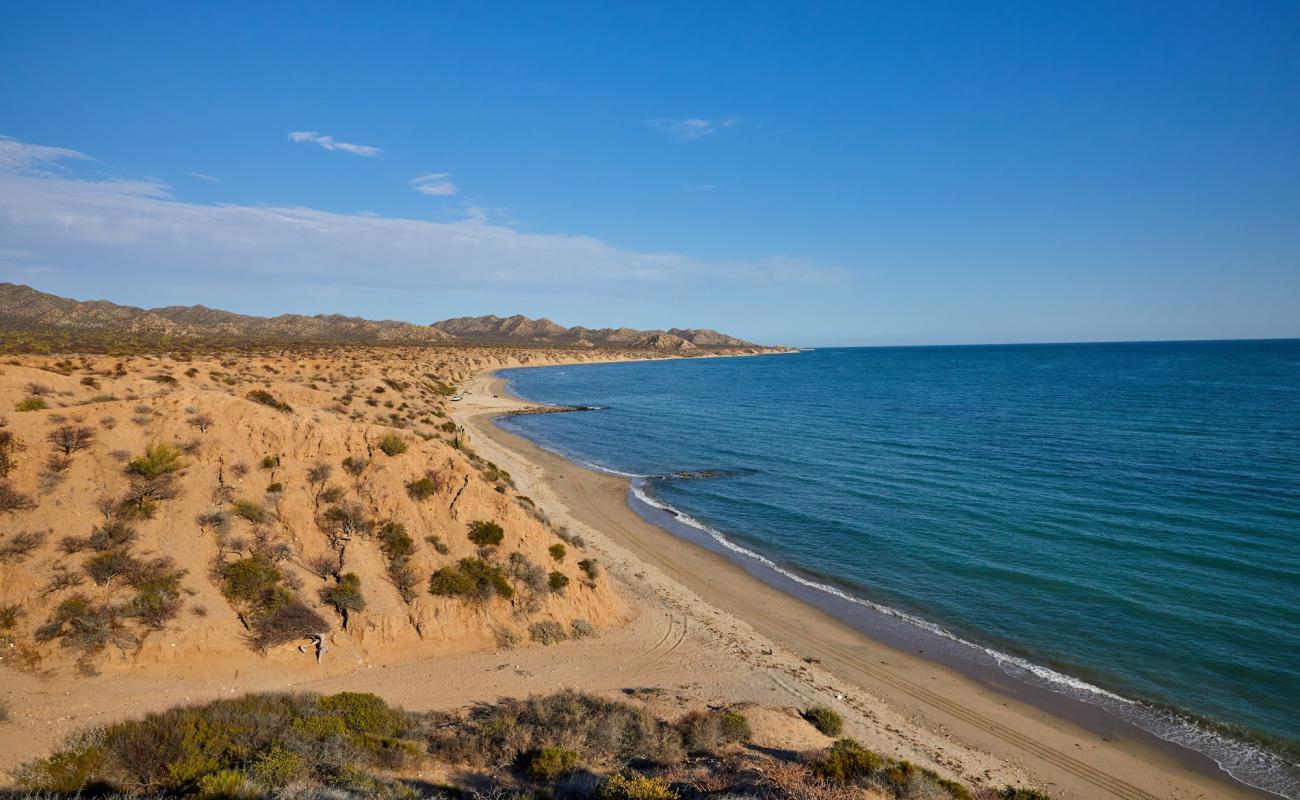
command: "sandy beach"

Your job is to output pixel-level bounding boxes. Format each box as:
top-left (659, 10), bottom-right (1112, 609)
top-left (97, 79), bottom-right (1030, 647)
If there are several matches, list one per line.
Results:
top-left (452, 365), bottom-right (1272, 800)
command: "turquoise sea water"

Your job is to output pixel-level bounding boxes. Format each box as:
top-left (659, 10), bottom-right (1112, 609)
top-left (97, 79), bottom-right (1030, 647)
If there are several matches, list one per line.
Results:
top-left (499, 342), bottom-right (1300, 797)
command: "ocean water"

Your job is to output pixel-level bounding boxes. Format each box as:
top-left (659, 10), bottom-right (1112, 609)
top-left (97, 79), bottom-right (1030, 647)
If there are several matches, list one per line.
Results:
top-left (497, 342), bottom-right (1300, 797)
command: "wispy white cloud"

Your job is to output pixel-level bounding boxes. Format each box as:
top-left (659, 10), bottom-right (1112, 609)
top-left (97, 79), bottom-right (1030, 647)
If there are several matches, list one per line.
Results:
top-left (409, 172), bottom-right (457, 196)
top-left (184, 171), bottom-right (222, 183)
top-left (0, 136), bottom-right (842, 302)
top-left (288, 131), bottom-right (381, 157)
top-left (0, 135), bottom-right (91, 172)
top-left (647, 117), bottom-right (739, 142)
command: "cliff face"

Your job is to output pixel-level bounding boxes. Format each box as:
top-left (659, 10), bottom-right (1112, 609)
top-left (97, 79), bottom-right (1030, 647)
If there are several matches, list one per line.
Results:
top-left (0, 284), bottom-right (763, 351)
top-left (0, 346), bottom-right (628, 676)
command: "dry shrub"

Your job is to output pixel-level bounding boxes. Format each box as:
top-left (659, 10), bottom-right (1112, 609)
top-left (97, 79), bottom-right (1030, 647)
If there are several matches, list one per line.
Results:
top-left (0, 529), bottom-right (47, 561)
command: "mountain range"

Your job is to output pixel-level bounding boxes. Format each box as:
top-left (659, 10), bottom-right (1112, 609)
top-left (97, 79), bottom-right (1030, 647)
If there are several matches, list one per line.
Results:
top-left (0, 283), bottom-right (759, 350)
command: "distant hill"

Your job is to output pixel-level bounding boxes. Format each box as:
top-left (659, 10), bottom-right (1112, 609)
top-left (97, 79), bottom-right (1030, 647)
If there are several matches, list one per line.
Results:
top-left (0, 283), bottom-right (761, 350)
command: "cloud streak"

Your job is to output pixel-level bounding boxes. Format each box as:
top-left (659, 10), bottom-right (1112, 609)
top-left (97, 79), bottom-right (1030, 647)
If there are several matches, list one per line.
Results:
top-left (0, 136), bottom-right (840, 305)
top-left (0, 135), bottom-right (91, 172)
top-left (409, 172), bottom-right (457, 196)
top-left (647, 117), bottom-right (739, 142)
top-left (184, 171), bottom-right (222, 183)
top-left (288, 131), bottom-right (381, 157)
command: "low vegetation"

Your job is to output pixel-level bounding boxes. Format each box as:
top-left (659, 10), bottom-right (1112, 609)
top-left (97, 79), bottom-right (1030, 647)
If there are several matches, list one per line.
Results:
top-left (804, 704), bottom-right (844, 736)
top-left (429, 557), bottom-right (513, 602)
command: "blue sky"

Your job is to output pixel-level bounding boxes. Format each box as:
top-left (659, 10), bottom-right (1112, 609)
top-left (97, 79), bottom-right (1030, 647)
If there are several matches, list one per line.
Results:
top-left (2, 2), bottom-right (1298, 346)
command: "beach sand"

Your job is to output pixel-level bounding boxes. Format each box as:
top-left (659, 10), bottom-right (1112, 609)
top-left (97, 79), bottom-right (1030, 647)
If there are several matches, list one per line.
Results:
top-left (451, 367), bottom-right (1270, 800)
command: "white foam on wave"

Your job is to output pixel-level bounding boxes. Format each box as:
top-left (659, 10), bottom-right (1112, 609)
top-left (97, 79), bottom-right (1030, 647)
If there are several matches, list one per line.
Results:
top-left (628, 479), bottom-right (1299, 799)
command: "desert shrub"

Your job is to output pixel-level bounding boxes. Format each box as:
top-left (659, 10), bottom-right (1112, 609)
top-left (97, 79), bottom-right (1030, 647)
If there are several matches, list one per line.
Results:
top-left (319, 691), bottom-right (407, 738)
top-left (187, 413), bottom-right (215, 433)
top-left (548, 543), bottom-right (566, 562)
top-left (997, 790), bottom-right (1054, 800)
top-left (15, 397), bottom-right (48, 412)
top-left (259, 454), bottom-right (280, 470)
top-left (318, 484), bottom-right (345, 504)
top-left (246, 389), bottom-right (292, 413)
top-left (217, 553), bottom-right (282, 604)
top-left (429, 558), bottom-right (513, 602)
top-left (16, 691), bottom-right (417, 796)
top-left (571, 618), bottom-right (596, 639)
top-left (265, 481), bottom-right (283, 494)
top-left (125, 443), bottom-right (185, 478)
top-left (0, 429), bottom-right (24, 477)
top-left (13, 736), bottom-right (107, 793)
top-left (0, 479), bottom-right (37, 513)
top-left (377, 522), bottom-right (417, 603)
top-left (548, 571), bottom-right (570, 593)
top-left (405, 475), bottom-right (439, 500)
top-left (197, 768), bottom-right (252, 797)
top-left (122, 557), bottom-right (186, 629)
top-left (812, 738), bottom-right (885, 783)
top-left (196, 511), bottom-right (230, 535)
top-left (423, 690), bottom-right (685, 770)
top-left (35, 594), bottom-right (135, 667)
top-left (577, 558), bottom-right (600, 580)
top-left (529, 620), bottom-right (568, 645)
top-left (231, 498), bottom-right (268, 524)
top-left (425, 534), bottom-right (450, 555)
top-left (467, 520), bottom-right (504, 547)
top-left (0, 529), bottom-right (47, 561)
top-left (249, 597), bottom-right (329, 651)
top-left (376, 432), bottom-right (408, 456)
top-left (320, 501), bottom-right (373, 542)
top-left (249, 745), bottom-right (305, 788)
top-left (47, 424), bottom-right (96, 456)
top-left (507, 551), bottom-right (548, 595)
top-left (597, 774), bottom-right (680, 800)
top-left (378, 521), bottom-right (414, 561)
top-left (525, 745), bottom-right (578, 782)
top-left (84, 548), bottom-right (142, 585)
top-left (676, 710), bottom-right (751, 754)
top-left (0, 603), bottom-right (22, 629)
top-left (804, 705), bottom-right (843, 736)
top-left (319, 572), bottom-right (365, 628)
top-left (719, 711), bottom-right (752, 742)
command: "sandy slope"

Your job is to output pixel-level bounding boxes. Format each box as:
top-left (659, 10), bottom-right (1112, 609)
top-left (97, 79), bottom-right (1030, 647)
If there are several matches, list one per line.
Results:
top-left (450, 367), bottom-right (1269, 800)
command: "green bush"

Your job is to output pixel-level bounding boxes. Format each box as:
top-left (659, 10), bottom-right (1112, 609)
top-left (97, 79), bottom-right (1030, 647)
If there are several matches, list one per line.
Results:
top-left (429, 558), bottom-right (513, 602)
top-left (125, 443), bottom-right (185, 478)
top-left (231, 498), bottom-right (268, 524)
top-left (812, 738), bottom-right (884, 782)
top-left (525, 746), bottom-right (578, 782)
top-left (378, 521), bottom-right (414, 561)
top-left (597, 774), bottom-right (679, 800)
top-left (377, 432), bottom-right (408, 456)
top-left (548, 570), bottom-right (570, 592)
top-left (999, 790), bottom-right (1055, 800)
top-left (571, 618), bottom-right (596, 639)
top-left (17, 691), bottom-right (416, 796)
top-left (319, 572), bottom-right (366, 625)
top-left (467, 520), bottom-right (504, 547)
top-left (197, 768), bottom-right (253, 798)
top-left (405, 475), bottom-right (439, 500)
top-left (218, 554), bottom-right (282, 604)
top-left (318, 692), bottom-right (406, 738)
top-left (15, 397), bottom-right (48, 412)
top-left (548, 543), bottom-right (566, 562)
top-left (804, 704), bottom-right (843, 736)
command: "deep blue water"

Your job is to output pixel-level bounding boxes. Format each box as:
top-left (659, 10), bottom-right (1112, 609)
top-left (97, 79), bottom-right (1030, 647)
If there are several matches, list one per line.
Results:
top-left (498, 342), bottom-right (1300, 797)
